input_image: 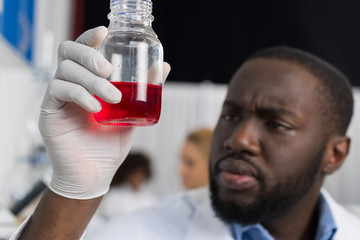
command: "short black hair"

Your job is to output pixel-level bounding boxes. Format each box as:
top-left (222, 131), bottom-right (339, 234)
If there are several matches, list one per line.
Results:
top-left (110, 152), bottom-right (152, 187)
top-left (247, 46), bottom-right (354, 136)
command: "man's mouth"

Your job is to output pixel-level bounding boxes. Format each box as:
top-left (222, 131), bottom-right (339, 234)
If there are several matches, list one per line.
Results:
top-left (217, 157), bottom-right (259, 191)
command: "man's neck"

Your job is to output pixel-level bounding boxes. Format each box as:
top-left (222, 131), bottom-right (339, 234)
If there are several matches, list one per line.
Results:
top-left (262, 185), bottom-right (322, 240)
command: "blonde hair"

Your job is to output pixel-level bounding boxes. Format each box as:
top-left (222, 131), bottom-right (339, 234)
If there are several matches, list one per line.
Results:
top-left (186, 128), bottom-right (213, 159)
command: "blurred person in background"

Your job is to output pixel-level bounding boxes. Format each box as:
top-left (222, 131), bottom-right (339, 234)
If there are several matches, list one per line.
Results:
top-left (179, 128), bottom-right (213, 189)
top-left (86, 152), bottom-right (158, 235)
top-left (97, 152), bottom-right (157, 219)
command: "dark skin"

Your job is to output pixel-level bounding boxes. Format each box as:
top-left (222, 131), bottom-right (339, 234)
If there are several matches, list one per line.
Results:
top-left (210, 58), bottom-right (350, 240)
top-left (18, 58), bottom-right (350, 240)
top-left (19, 190), bottom-right (102, 240)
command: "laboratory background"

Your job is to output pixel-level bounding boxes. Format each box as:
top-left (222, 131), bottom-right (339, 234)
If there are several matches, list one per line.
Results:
top-left (1, 0), bottom-right (360, 238)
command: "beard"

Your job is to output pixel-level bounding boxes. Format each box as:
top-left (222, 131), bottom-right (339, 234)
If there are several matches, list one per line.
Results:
top-left (210, 146), bottom-right (325, 225)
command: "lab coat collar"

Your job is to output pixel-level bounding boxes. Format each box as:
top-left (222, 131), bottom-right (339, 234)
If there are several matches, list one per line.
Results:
top-left (322, 189), bottom-right (360, 240)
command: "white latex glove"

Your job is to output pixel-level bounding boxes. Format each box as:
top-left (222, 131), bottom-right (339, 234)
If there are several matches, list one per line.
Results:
top-left (39, 26), bottom-right (170, 199)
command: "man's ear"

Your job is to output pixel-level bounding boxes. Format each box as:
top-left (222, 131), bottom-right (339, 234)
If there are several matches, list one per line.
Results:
top-left (321, 136), bottom-right (351, 175)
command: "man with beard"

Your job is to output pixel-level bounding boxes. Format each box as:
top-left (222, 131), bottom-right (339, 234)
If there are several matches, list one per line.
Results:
top-left (13, 27), bottom-right (360, 240)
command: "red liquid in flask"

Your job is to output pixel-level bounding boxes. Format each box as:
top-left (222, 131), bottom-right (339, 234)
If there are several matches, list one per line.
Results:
top-left (94, 82), bottom-right (162, 126)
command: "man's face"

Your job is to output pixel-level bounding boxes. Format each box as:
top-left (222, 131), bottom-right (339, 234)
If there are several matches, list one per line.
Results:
top-left (210, 58), bottom-right (327, 224)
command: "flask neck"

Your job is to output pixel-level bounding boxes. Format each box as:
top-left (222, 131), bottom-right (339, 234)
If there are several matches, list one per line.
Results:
top-left (108, 0), bottom-right (154, 29)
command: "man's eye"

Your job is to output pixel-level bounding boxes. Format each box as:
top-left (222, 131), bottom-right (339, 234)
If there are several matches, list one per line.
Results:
top-left (221, 113), bottom-right (238, 121)
top-left (267, 121), bottom-right (289, 130)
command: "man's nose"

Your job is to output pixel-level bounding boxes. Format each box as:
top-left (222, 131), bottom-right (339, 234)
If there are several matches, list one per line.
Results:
top-left (223, 118), bottom-right (261, 156)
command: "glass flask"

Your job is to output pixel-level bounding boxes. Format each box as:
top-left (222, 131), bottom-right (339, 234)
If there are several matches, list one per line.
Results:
top-left (94, 0), bottom-right (164, 126)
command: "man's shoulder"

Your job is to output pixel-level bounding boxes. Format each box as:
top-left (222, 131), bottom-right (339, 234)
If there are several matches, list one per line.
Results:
top-left (133, 187), bottom-right (210, 224)
top-left (322, 189), bottom-right (360, 238)
top-left (86, 187), bottom-right (211, 240)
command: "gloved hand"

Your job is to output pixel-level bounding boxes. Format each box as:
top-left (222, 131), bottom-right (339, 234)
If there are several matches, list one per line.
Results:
top-left (39, 26), bottom-right (170, 200)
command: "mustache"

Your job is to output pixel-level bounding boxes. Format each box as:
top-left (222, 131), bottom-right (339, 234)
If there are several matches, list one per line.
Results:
top-left (213, 152), bottom-right (266, 181)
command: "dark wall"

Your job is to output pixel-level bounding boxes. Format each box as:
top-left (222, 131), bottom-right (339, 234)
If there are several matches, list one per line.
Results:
top-left (82, 0), bottom-right (360, 86)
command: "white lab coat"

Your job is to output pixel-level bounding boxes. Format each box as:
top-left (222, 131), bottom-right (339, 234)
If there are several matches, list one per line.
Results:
top-left (11, 187), bottom-right (360, 240)
top-left (85, 184), bottom-right (158, 236)
top-left (85, 187), bottom-right (360, 240)
top-left (97, 184), bottom-right (158, 218)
